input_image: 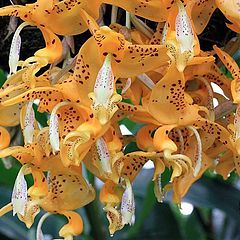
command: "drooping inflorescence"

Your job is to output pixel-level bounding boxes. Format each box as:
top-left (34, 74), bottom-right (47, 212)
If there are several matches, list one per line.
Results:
top-left (0, 0), bottom-right (239, 239)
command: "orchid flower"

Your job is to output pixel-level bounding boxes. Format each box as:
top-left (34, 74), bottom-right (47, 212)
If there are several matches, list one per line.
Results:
top-left (84, 126), bottom-right (124, 184)
top-left (0, 0), bottom-right (240, 238)
top-left (0, 127), bottom-right (95, 238)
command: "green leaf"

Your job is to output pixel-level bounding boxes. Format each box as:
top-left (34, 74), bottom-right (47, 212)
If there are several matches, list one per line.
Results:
top-left (182, 210), bottom-right (207, 240)
top-left (127, 181), bottom-right (156, 238)
top-left (0, 160), bottom-right (33, 188)
top-left (171, 204), bottom-right (207, 240)
top-left (161, 167), bottom-right (172, 187)
top-left (0, 187), bottom-right (28, 239)
top-left (0, 160), bottom-right (20, 187)
top-left (126, 180), bottom-right (182, 240)
top-left (119, 118), bottom-right (144, 135)
top-left (0, 69), bottom-right (7, 88)
top-left (184, 176), bottom-right (240, 222)
top-left (124, 142), bottom-right (141, 154)
top-left (0, 214), bottom-right (28, 240)
top-left (32, 104), bottom-right (48, 127)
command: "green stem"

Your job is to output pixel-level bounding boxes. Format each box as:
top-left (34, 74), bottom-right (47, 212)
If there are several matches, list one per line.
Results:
top-left (195, 208), bottom-right (214, 240)
top-left (85, 200), bottom-right (106, 240)
top-left (85, 171), bottom-right (106, 240)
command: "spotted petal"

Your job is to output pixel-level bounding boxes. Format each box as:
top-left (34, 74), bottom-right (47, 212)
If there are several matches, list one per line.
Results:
top-left (89, 53), bottom-right (121, 124)
top-left (12, 166), bottom-right (29, 216)
top-left (49, 102), bottom-right (70, 154)
top-left (9, 22), bottom-right (29, 75)
top-left (187, 126), bottom-right (202, 177)
top-left (96, 137), bottom-right (112, 174)
top-left (120, 177), bottom-right (135, 226)
top-left (49, 112), bottom-right (59, 154)
top-left (23, 101), bottom-right (35, 145)
top-left (175, 2), bottom-right (194, 54)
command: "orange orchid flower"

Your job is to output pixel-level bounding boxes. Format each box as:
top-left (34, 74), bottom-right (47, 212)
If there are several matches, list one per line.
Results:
top-left (0, 126), bottom-right (95, 239)
top-left (0, 0), bottom-right (239, 238)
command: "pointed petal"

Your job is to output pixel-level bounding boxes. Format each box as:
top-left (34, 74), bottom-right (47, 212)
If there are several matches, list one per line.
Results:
top-left (49, 102), bottom-right (70, 154)
top-left (188, 0), bottom-right (216, 34)
top-left (176, 2), bottom-right (194, 54)
top-left (49, 112), bottom-right (59, 154)
top-left (1, 87), bottom-right (63, 113)
top-left (12, 166), bottom-right (28, 216)
top-left (235, 106), bottom-right (240, 140)
top-left (121, 177), bottom-right (135, 226)
top-left (9, 22), bottom-right (29, 75)
top-left (187, 126), bottom-right (202, 177)
top-left (213, 45), bottom-right (239, 78)
top-left (93, 54), bottom-right (114, 106)
top-left (96, 137), bottom-right (112, 174)
top-left (23, 101), bottom-right (35, 144)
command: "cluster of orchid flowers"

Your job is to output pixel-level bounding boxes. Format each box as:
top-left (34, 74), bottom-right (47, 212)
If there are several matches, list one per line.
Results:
top-left (0, 0), bottom-right (239, 239)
